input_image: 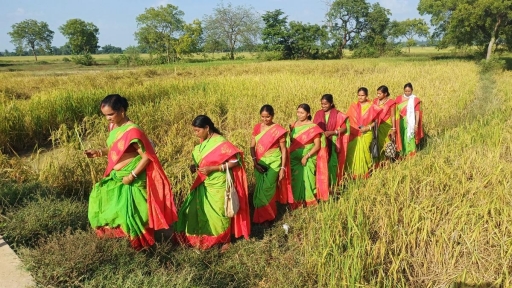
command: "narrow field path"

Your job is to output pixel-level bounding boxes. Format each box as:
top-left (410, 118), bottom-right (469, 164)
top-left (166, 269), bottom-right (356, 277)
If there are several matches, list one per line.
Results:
top-left (0, 235), bottom-right (34, 288)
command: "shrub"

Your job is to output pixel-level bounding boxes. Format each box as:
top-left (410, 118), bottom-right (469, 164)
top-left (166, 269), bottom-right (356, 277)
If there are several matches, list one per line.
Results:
top-left (62, 57), bottom-right (71, 62)
top-left (72, 53), bottom-right (96, 66)
top-left (480, 57), bottom-right (505, 73)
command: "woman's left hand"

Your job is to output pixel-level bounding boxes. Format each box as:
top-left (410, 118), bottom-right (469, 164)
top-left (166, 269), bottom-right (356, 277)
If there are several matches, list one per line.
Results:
top-left (278, 169), bottom-right (285, 181)
top-left (301, 156), bottom-right (308, 166)
top-left (122, 175), bottom-right (133, 185)
top-left (197, 166), bottom-right (218, 175)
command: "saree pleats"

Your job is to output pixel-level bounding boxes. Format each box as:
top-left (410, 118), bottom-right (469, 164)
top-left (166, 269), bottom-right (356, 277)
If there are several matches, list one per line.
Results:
top-left (253, 148), bottom-right (281, 223)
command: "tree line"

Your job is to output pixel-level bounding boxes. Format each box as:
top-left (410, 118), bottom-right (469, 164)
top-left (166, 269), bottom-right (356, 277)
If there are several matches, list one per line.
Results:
top-left (5, 0), bottom-right (512, 62)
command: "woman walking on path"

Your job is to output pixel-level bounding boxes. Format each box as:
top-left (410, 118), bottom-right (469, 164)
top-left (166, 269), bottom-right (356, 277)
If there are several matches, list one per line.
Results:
top-left (174, 115), bottom-right (250, 251)
top-left (288, 104), bottom-right (328, 209)
top-left (395, 83), bottom-right (424, 158)
top-left (250, 105), bottom-right (292, 225)
top-left (345, 88), bottom-right (382, 179)
top-left (86, 94), bottom-right (178, 250)
top-left (313, 94), bottom-right (349, 188)
top-left (372, 86), bottom-right (396, 166)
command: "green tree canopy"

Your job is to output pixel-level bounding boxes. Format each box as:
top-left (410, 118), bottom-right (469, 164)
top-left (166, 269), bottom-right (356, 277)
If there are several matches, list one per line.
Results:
top-left (59, 19), bottom-right (99, 54)
top-left (135, 4), bottom-right (187, 63)
top-left (390, 18), bottom-right (429, 53)
top-left (203, 2), bottom-right (262, 60)
top-left (261, 9), bottom-right (290, 53)
top-left (418, 0), bottom-right (512, 59)
top-left (326, 0), bottom-right (370, 58)
top-left (8, 19), bottom-right (54, 61)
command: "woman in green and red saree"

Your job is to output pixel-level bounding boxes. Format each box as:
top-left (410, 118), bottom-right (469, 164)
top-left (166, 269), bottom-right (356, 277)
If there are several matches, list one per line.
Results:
top-left (395, 82), bottom-right (424, 158)
top-left (175, 115), bottom-right (250, 251)
top-left (313, 94), bottom-right (349, 188)
top-left (372, 85), bottom-right (396, 166)
top-left (86, 94), bottom-right (178, 250)
top-left (250, 105), bottom-right (291, 225)
top-left (345, 87), bottom-right (382, 179)
top-left (288, 104), bottom-right (329, 209)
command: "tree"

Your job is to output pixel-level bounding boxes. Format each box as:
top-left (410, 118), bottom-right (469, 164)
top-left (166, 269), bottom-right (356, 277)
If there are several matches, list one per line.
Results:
top-left (418, 0), bottom-right (512, 60)
top-left (261, 9), bottom-right (290, 55)
top-left (99, 44), bottom-right (123, 54)
top-left (288, 22), bottom-right (329, 59)
top-left (174, 19), bottom-right (203, 58)
top-left (135, 4), bottom-right (187, 63)
top-left (59, 19), bottom-right (99, 54)
top-left (390, 18), bottom-right (429, 53)
top-left (8, 19), bottom-right (54, 61)
top-left (352, 3), bottom-right (392, 56)
top-left (203, 2), bottom-right (262, 60)
top-left (326, 0), bottom-right (370, 58)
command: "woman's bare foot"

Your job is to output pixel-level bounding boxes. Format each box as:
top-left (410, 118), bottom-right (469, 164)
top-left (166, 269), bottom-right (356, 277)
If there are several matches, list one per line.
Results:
top-left (220, 243), bottom-right (230, 253)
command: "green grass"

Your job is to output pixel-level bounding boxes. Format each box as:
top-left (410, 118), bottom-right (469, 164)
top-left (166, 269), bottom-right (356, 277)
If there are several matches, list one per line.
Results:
top-left (0, 53), bottom-right (511, 286)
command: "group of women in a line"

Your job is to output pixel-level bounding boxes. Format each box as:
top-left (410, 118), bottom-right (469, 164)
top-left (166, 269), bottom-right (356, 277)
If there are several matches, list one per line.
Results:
top-left (85, 83), bottom-right (423, 251)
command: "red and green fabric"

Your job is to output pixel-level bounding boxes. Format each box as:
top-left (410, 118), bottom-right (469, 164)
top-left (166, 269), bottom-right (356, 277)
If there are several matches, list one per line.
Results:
top-left (88, 123), bottom-right (178, 250)
top-left (252, 124), bottom-right (291, 223)
top-left (174, 135), bottom-right (250, 249)
top-left (313, 109), bottom-right (350, 187)
top-left (395, 95), bottom-right (424, 157)
top-left (287, 123), bottom-right (329, 209)
top-left (373, 98), bottom-right (396, 164)
top-left (345, 102), bottom-right (382, 179)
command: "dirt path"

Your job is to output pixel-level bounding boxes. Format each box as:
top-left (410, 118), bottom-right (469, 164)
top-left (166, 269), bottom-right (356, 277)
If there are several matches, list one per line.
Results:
top-left (0, 235), bottom-right (35, 288)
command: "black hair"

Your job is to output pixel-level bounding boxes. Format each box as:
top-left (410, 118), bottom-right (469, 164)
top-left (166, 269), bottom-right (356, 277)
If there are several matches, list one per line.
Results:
top-left (192, 115), bottom-right (222, 135)
top-left (297, 103), bottom-right (312, 121)
top-left (404, 82), bottom-right (413, 90)
top-left (357, 87), bottom-right (369, 96)
top-left (101, 94), bottom-right (128, 112)
top-left (321, 94), bottom-right (335, 108)
top-left (377, 85), bottom-right (390, 97)
top-left (260, 104), bottom-right (275, 116)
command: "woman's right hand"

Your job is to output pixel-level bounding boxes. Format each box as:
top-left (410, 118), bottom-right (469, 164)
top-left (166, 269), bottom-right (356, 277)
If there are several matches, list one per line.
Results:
top-left (84, 149), bottom-right (99, 158)
top-left (254, 163), bottom-right (265, 173)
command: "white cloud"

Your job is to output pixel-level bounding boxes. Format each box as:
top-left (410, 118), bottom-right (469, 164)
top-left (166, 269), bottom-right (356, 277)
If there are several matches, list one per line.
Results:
top-left (14, 8), bottom-right (25, 16)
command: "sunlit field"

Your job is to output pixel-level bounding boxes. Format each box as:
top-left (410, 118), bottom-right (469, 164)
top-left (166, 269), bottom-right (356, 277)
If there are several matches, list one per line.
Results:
top-left (0, 55), bottom-right (511, 287)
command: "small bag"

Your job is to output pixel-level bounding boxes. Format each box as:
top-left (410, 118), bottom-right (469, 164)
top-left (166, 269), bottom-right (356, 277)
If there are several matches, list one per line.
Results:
top-left (384, 139), bottom-right (397, 159)
top-left (224, 163), bottom-right (240, 218)
top-left (370, 122), bottom-right (380, 159)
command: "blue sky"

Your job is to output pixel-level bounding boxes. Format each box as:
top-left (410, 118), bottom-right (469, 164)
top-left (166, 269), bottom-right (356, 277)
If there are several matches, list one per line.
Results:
top-left (0, 0), bottom-right (424, 51)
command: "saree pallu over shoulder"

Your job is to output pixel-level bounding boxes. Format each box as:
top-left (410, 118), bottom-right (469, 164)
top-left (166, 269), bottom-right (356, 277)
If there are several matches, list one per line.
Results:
top-left (105, 126), bottom-right (178, 231)
top-left (373, 98), bottom-right (396, 124)
top-left (188, 138), bottom-right (250, 242)
top-left (394, 95), bottom-right (424, 152)
top-left (347, 102), bottom-right (382, 139)
top-left (289, 124), bottom-right (329, 202)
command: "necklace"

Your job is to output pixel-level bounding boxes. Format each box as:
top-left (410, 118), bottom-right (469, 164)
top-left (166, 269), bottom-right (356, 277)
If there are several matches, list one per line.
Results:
top-left (378, 98), bottom-right (389, 106)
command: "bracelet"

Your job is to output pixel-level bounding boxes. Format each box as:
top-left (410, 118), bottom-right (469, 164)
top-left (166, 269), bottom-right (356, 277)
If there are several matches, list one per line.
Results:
top-left (390, 128), bottom-right (396, 130)
top-left (307, 153), bottom-right (311, 158)
top-left (251, 156), bottom-right (256, 160)
top-left (368, 125), bottom-right (371, 130)
top-left (280, 167), bottom-right (285, 170)
top-left (335, 130), bottom-right (338, 135)
top-left (131, 170), bottom-right (137, 178)
top-left (97, 149), bottom-right (102, 157)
